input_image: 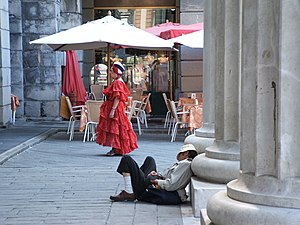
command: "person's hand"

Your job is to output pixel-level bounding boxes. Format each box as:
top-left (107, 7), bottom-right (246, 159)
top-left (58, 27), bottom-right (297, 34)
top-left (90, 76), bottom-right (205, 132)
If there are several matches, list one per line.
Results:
top-left (150, 179), bottom-right (158, 186)
top-left (109, 109), bottom-right (115, 118)
top-left (148, 171), bottom-right (158, 176)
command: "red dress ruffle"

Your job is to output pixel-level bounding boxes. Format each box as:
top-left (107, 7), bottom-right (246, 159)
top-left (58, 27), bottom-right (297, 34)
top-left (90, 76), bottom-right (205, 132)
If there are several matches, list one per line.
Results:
top-left (96, 79), bottom-right (138, 155)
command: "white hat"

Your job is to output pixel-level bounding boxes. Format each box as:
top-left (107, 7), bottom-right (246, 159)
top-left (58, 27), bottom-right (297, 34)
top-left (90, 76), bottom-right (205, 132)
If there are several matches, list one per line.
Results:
top-left (176, 144), bottom-right (197, 159)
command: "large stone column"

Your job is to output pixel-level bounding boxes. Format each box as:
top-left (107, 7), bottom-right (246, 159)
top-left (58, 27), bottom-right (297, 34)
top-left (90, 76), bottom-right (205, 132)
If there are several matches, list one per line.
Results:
top-left (193, 0), bottom-right (240, 184)
top-left (0, 0), bottom-right (12, 126)
top-left (206, 1), bottom-right (300, 224)
top-left (184, 0), bottom-right (215, 153)
top-left (188, 0), bottom-right (242, 217)
top-left (10, 0), bottom-right (24, 118)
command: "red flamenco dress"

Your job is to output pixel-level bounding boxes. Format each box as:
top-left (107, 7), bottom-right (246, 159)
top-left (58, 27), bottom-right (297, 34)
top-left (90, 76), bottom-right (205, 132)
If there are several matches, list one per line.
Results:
top-left (96, 79), bottom-right (138, 155)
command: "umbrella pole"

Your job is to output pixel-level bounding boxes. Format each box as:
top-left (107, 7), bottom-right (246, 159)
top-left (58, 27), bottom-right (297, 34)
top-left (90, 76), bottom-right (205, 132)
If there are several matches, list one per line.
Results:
top-left (168, 51), bottom-right (173, 100)
top-left (107, 43), bottom-right (111, 86)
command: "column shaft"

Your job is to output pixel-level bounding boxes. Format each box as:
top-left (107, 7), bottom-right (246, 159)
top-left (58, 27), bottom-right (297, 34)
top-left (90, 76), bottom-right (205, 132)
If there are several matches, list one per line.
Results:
top-left (184, 0), bottom-right (215, 153)
top-left (206, 1), bottom-right (300, 224)
top-left (199, 0), bottom-right (216, 137)
top-left (192, 0), bottom-right (241, 184)
top-left (279, 0), bottom-right (300, 179)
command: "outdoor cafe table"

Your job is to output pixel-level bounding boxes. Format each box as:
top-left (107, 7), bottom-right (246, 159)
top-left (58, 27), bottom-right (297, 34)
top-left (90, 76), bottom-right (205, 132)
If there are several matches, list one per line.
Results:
top-left (177, 97), bottom-right (202, 108)
top-left (180, 103), bottom-right (202, 132)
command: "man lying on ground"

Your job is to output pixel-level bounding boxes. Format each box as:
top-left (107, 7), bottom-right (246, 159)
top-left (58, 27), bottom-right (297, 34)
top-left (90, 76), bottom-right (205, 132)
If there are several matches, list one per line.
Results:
top-left (110, 143), bottom-right (198, 205)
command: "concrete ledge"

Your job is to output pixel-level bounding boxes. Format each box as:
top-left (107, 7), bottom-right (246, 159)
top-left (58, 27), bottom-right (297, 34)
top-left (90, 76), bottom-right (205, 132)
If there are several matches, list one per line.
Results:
top-left (190, 177), bottom-right (226, 217)
top-left (0, 128), bottom-right (58, 165)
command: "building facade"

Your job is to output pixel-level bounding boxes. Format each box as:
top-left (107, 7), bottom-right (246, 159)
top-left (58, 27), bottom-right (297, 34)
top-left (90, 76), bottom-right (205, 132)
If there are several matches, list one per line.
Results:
top-left (0, 0), bottom-right (204, 126)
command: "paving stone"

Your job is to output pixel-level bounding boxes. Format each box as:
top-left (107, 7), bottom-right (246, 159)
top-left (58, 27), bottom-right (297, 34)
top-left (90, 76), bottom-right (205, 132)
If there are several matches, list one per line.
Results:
top-left (0, 127), bottom-right (199, 225)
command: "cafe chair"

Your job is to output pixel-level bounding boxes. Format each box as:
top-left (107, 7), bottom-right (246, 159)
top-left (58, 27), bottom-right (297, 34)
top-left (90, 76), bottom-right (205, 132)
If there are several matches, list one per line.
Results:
top-left (168, 100), bottom-right (190, 142)
top-left (162, 93), bottom-right (171, 128)
top-left (90, 84), bottom-right (104, 101)
top-left (163, 93), bottom-right (180, 129)
top-left (65, 96), bottom-right (85, 141)
top-left (126, 100), bottom-right (143, 135)
top-left (83, 100), bottom-right (103, 142)
top-left (139, 92), bottom-right (151, 128)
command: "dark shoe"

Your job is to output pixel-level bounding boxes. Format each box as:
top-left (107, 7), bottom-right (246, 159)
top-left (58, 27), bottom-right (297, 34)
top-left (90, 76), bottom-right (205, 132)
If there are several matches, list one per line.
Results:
top-left (110, 190), bottom-right (136, 202)
top-left (106, 149), bottom-right (116, 156)
top-left (106, 148), bottom-right (123, 156)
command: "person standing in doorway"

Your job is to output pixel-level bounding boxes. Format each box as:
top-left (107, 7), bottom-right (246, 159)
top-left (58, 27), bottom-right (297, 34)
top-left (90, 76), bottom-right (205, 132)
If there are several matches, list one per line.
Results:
top-left (96, 61), bottom-right (138, 156)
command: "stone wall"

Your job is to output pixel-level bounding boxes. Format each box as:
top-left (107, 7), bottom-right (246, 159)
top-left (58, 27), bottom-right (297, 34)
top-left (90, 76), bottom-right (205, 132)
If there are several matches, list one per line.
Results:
top-left (0, 0), bottom-right (85, 123)
top-left (82, 0), bottom-right (95, 91)
top-left (10, 0), bottom-right (24, 117)
top-left (0, 0), bottom-right (12, 126)
top-left (22, 1), bottom-right (62, 119)
top-left (82, 0), bottom-right (94, 91)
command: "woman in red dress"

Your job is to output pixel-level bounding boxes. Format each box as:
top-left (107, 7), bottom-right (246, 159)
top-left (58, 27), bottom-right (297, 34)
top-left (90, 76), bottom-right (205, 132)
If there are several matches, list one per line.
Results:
top-left (96, 61), bottom-right (138, 156)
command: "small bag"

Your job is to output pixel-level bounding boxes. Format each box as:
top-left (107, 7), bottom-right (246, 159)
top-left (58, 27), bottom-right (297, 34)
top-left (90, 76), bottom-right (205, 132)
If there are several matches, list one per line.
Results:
top-left (139, 185), bottom-right (181, 205)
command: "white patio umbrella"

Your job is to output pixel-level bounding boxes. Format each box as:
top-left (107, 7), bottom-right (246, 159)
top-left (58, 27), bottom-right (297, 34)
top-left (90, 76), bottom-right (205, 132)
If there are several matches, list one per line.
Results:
top-left (168, 30), bottom-right (204, 48)
top-left (30, 15), bottom-right (174, 51)
top-left (30, 15), bottom-right (175, 84)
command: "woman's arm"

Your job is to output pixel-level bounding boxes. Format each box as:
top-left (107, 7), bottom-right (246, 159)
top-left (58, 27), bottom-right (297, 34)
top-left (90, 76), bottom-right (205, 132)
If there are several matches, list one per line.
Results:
top-left (109, 98), bottom-right (120, 118)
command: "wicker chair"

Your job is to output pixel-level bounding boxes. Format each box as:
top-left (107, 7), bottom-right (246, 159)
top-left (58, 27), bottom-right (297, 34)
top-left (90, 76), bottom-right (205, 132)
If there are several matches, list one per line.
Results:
top-left (168, 100), bottom-right (189, 142)
top-left (65, 96), bottom-right (86, 141)
top-left (90, 84), bottom-right (104, 101)
top-left (83, 100), bottom-right (103, 142)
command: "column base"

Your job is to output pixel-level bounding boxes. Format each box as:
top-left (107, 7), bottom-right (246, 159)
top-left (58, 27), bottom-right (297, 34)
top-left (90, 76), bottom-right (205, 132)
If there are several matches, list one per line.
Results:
top-left (206, 191), bottom-right (300, 225)
top-left (192, 153), bottom-right (239, 183)
top-left (184, 134), bottom-right (214, 154)
top-left (190, 177), bottom-right (226, 218)
top-left (227, 174), bottom-right (300, 208)
top-left (194, 123), bottom-right (215, 138)
top-left (200, 209), bottom-right (212, 225)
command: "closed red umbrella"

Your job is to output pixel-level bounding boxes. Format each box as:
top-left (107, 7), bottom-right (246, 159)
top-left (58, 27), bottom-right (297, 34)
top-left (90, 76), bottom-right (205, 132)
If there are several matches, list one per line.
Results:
top-left (62, 50), bottom-right (87, 106)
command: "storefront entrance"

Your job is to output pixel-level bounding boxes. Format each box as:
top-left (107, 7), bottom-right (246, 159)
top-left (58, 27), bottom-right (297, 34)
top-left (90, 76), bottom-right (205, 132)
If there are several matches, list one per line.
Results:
top-left (89, 7), bottom-right (178, 116)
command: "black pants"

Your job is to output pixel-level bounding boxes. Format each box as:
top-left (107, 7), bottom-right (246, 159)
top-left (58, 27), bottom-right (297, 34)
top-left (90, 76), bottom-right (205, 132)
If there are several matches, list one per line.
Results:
top-left (117, 155), bottom-right (157, 199)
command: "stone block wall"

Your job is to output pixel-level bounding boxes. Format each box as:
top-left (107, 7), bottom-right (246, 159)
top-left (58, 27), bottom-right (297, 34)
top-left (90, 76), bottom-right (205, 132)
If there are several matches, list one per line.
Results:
top-left (82, 0), bottom-right (95, 91)
top-left (10, 0), bottom-right (24, 117)
top-left (0, 0), bottom-right (12, 126)
top-left (22, 0), bottom-right (62, 119)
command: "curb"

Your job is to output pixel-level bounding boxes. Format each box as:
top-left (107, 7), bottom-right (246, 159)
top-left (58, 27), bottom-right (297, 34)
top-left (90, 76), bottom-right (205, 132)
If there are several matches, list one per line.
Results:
top-left (0, 128), bottom-right (58, 165)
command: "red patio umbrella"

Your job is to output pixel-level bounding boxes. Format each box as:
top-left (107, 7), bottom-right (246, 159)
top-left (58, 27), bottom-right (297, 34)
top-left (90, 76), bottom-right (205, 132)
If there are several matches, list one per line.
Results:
top-left (145, 22), bottom-right (203, 100)
top-left (145, 22), bottom-right (184, 36)
top-left (159, 23), bottom-right (203, 39)
top-left (145, 22), bottom-right (203, 39)
top-left (62, 50), bottom-right (87, 106)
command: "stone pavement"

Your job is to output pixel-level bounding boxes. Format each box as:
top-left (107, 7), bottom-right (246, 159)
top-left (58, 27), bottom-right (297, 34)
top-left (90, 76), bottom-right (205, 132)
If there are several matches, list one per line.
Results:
top-left (0, 122), bottom-right (199, 225)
